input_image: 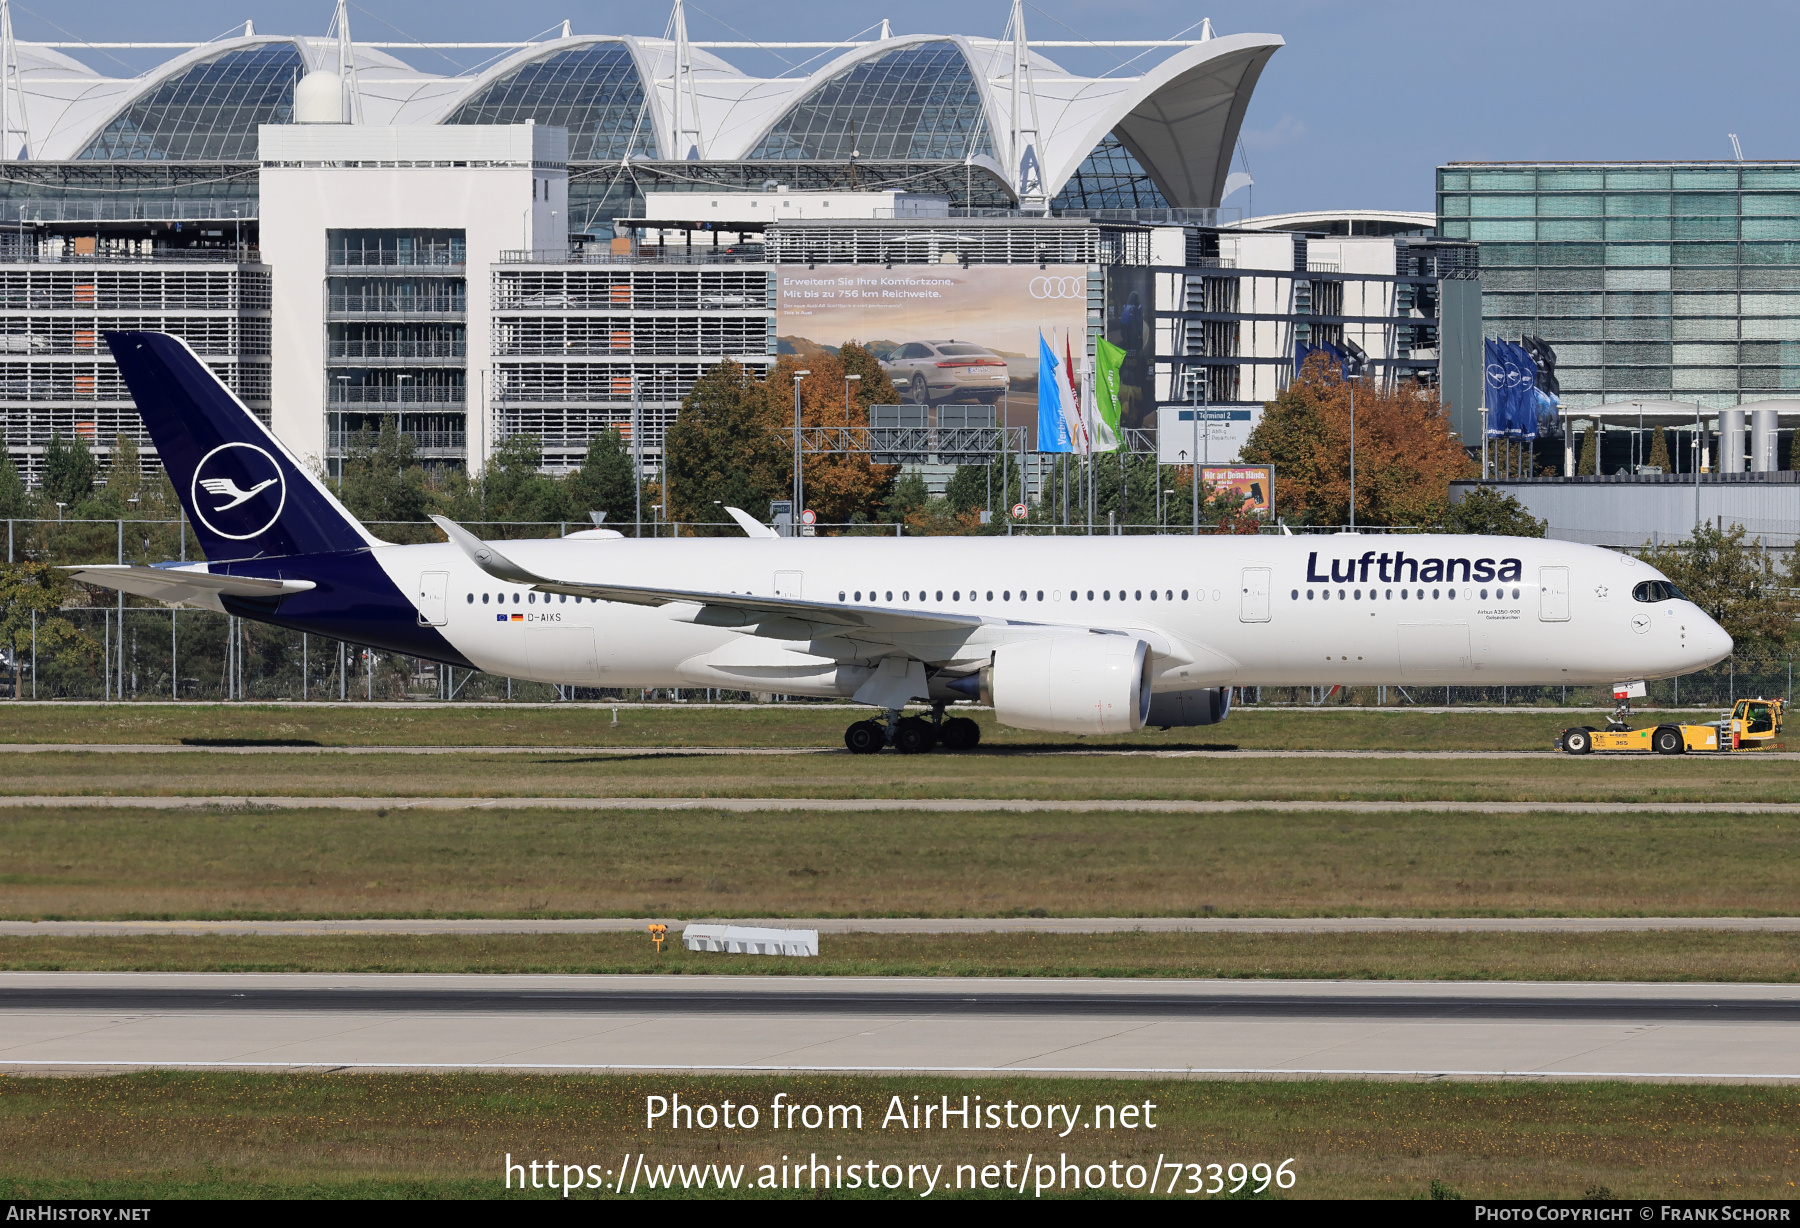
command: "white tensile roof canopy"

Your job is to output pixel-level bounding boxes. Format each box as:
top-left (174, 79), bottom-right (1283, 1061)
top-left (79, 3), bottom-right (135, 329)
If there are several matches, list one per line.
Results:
top-left (3, 7), bottom-right (1281, 209)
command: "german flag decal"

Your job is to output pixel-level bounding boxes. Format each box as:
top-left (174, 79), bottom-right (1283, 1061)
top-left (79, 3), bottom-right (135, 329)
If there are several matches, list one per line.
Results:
top-left (511, 613), bottom-right (524, 621)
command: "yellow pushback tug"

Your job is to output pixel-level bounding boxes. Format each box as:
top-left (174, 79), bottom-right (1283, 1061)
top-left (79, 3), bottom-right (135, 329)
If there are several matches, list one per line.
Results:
top-left (1557, 690), bottom-right (1784, 756)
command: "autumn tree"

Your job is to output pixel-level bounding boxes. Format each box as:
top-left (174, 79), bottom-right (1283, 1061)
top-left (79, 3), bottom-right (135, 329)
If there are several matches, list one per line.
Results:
top-left (773, 348), bottom-right (900, 527)
top-left (1647, 426), bottom-right (1671, 473)
top-left (1241, 354), bottom-right (1474, 526)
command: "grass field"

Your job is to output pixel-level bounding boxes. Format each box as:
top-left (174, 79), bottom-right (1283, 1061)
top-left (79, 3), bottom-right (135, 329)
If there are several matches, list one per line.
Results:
top-left (4, 746), bottom-right (1797, 803)
top-left (1, 1072), bottom-right (1794, 1199)
top-left (5, 805), bottom-right (1797, 919)
top-left (3, 930), bottom-right (1798, 982)
top-left (2, 702), bottom-right (1780, 753)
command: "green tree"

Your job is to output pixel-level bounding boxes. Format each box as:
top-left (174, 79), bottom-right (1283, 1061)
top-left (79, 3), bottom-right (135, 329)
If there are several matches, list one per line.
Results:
top-left (1646, 425), bottom-right (1671, 473)
top-left (562, 428), bottom-right (638, 526)
top-left (40, 431), bottom-right (97, 510)
top-left (0, 562), bottom-right (97, 696)
top-left (477, 434), bottom-right (570, 529)
top-left (664, 359), bottom-right (789, 533)
top-left (1442, 486), bottom-right (1547, 536)
top-left (336, 420), bottom-right (434, 536)
top-left (0, 449), bottom-right (30, 519)
top-left (1640, 522), bottom-right (1795, 652)
top-left (884, 469), bottom-right (931, 523)
top-left (1577, 427), bottom-right (1599, 476)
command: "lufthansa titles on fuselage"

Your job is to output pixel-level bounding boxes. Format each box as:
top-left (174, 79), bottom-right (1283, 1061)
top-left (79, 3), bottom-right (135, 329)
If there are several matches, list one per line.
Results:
top-left (1305, 550), bottom-right (1523, 586)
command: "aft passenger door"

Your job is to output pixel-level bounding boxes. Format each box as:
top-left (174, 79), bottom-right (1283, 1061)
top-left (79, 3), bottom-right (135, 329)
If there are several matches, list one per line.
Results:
top-left (1239, 567), bottom-right (1271, 622)
top-left (415, 570), bottom-right (449, 626)
top-left (1539, 566), bottom-right (1570, 621)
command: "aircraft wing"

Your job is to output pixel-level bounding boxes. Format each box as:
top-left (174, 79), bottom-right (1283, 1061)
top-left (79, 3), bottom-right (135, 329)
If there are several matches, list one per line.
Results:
top-left (431, 514), bottom-right (986, 636)
top-left (64, 564), bottom-right (316, 613)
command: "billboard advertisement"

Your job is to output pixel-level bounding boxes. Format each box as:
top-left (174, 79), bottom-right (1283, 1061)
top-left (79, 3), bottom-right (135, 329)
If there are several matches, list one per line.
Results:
top-left (777, 265), bottom-right (1089, 435)
top-left (1201, 465), bottom-right (1274, 517)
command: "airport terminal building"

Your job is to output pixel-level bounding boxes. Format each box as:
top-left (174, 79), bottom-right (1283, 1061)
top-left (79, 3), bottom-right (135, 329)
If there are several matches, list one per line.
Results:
top-left (0, 9), bottom-right (1473, 486)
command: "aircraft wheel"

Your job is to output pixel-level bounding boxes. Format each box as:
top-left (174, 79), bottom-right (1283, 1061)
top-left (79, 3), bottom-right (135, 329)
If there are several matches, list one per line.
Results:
top-left (893, 717), bottom-right (935, 754)
top-left (940, 716), bottom-right (981, 751)
top-left (1562, 727), bottom-right (1592, 755)
top-left (1653, 725), bottom-right (1686, 755)
top-left (844, 720), bottom-right (886, 755)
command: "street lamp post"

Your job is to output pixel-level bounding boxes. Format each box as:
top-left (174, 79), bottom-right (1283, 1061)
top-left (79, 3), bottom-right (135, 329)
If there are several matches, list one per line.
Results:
top-left (1348, 375), bottom-right (1359, 531)
top-left (792, 369), bottom-right (811, 531)
top-left (844, 372), bottom-right (861, 420)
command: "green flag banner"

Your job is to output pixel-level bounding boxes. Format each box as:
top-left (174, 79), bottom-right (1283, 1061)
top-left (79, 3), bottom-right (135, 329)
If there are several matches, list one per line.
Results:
top-left (1093, 336), bottom-right (1125, 452)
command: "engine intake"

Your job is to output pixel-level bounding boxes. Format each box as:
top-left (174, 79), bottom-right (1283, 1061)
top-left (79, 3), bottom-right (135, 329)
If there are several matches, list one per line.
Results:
top-left (982, 635), bottom-right (1152, 735)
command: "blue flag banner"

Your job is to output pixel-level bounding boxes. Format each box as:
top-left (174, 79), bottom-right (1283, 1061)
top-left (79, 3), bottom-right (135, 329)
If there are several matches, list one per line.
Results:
top-left (1505, 340), bottom-right (1538, 439)
top-left (1483, 338), bottom-right (1506, 436)
top-left (1296, 341), bottom-right (1353, 379)
top-left (1036, 332), bottom-right (1072, 453)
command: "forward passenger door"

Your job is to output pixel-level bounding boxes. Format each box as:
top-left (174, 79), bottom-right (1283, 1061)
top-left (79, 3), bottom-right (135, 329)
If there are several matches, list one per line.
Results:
top-left (1539, 567), bottom-right (1570, 621)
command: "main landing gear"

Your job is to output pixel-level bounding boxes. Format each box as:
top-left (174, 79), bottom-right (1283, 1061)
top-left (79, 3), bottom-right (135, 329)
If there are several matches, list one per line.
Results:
top-left (843, 705), bottom-right (982, 755)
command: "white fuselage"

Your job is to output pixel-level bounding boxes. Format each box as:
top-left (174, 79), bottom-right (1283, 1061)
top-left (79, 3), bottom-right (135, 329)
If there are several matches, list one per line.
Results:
top-left (371, 532), bottom-right (1733, 695)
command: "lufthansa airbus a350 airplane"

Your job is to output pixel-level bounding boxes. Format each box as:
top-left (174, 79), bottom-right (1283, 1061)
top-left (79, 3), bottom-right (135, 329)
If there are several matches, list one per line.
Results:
top-left (70, 333), bottom-right (1733, 753)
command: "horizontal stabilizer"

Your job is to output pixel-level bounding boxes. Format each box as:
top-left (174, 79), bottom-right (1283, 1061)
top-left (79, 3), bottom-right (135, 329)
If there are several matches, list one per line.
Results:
top-left (64, 564), bottom-right (315, 613)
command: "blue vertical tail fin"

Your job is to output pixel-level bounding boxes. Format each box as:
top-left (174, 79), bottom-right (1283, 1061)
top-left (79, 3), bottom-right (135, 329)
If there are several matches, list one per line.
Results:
top-left (106, 331), bottom-right (377, 560)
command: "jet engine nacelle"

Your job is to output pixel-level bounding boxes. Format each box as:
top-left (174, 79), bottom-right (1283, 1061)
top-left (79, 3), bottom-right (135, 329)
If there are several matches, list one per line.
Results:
top-left (982, 635), bottom-right (1151, 735)
top-left (1146, 686), bottom-right (1232, 729)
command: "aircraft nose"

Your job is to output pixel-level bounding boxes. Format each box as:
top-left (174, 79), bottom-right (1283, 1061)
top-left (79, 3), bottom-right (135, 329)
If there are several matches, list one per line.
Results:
top-left (1691, 610), bottom-right (1733, 669)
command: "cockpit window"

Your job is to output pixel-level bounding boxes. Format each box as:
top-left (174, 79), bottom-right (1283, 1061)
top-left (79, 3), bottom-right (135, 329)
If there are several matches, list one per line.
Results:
top-left (1632, 580), bottom-right (1684, 603)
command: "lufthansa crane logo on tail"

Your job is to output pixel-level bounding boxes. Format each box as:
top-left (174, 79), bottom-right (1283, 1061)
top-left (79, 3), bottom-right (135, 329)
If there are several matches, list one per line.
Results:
top-left (191, 442), bottom-right (285, 540)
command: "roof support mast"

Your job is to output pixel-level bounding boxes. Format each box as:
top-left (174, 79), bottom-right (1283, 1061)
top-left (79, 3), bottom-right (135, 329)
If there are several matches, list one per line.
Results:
top-left (330, 0), bottom-right (364, 123)
top-left (1006, 0), bottom-right (1044, 213)
top-left (0, 0), bottom-right (32, 159)
top-left (669, 0), bottom-right (704, 159)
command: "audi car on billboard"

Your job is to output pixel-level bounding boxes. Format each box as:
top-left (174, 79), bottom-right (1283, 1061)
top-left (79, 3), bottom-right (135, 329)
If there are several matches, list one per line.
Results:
top-left (880, 340), bottom-right (1009, 405)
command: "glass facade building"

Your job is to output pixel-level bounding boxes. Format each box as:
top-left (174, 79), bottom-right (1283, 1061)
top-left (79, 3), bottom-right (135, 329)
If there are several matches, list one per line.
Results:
top-left (1439, 162), bottom-right (1800, 409)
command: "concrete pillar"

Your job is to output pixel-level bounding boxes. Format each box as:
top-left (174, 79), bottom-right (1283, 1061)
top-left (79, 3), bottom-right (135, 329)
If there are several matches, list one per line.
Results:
top-left (1718, 408), bottom-right (1745, 474)
top-left (1751, 407), bottom-right (1778, 472)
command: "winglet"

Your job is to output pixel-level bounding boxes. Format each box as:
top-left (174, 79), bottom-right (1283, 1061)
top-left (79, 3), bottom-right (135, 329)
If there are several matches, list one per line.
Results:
top-left (724, 506), bottom-right (778, 539)
top-left (1279, 519), bottom-right (1293, 536)
top-left (430, 515), bottom-right (540, 584)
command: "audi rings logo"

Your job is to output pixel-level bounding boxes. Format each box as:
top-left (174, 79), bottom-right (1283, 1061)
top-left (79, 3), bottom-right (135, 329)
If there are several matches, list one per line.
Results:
top-left (1030, 275), bottom-right (1084, 300)
top-left (190, 442), bottom-right (286, 541)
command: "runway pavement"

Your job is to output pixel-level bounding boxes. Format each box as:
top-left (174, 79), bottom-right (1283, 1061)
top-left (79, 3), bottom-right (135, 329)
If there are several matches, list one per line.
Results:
top-left (3, 973), bottom-right (1797, 1080)
top-left (1, 794), bottom-right (1796, 815)
top-left (3, 916), bottom-right (1797, 937)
